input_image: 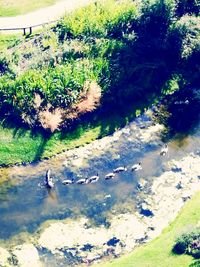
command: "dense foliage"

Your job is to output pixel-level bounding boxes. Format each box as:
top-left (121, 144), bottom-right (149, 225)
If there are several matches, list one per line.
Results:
top-left (0, 0), bottom-right (199, 132)
top-left (57, 0), bottom-right (138, 39)
top-left (173, 228), bottom-right (200, 259)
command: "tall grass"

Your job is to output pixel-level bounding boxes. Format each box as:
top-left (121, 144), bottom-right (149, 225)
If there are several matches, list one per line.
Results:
top-left (0, 56), bottom-right (108, 130)
top-left (57, 0), bottom-right (139, 39)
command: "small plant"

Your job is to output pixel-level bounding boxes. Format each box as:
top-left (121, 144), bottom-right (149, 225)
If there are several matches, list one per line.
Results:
top-left (169, 15), bottom-right (200, 59)
top-left (38, 105), bottom-right (63, 133)
top-left (76, 80), bottom-right (101, 114)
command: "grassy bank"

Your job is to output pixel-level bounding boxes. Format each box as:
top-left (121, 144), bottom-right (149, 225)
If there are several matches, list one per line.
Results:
top-left (0, 0), bottom-right (61, 17)
top-left (97, 191), bottom-right (200, 267)
top-left (0, 97), bottom-right (146, 166)
top-left (0, 122), bottom-right (100, 166)
top-left (0, 0), bottom-right (199, 166)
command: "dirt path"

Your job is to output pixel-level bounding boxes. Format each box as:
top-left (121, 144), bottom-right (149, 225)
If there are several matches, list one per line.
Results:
top-left (0, 0), bottom-right (93, 33)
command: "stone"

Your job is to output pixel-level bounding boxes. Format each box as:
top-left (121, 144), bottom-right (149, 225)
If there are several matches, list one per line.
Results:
top-left (137, 179), bottom-right (147, 191)
top-left (12, 244), bottom-right (41, 267)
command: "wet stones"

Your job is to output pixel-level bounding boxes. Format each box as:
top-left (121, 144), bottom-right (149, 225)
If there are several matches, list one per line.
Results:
top-left (106, 237), bottom-right (120, 247)
top-left (140, 203), bottom-right (154, 217)
top-left (36, 213), bottom-right (147, 264)
top-left (137, 179), bottom-right (148, 191)
top-left (182, 194), bottom-right (191, 202)
top-left (80, 243), bottom-right (94, 252)
top-left (176, 181), bottom-right (184, 190)
top-left (171, 166), bottom-right (182, 173)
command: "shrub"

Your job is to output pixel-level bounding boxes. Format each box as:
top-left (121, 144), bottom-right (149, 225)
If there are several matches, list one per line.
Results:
top-left (0, 55), bottom-right (106, 130)
top-left (168, 15), bottom-right (200, 59)
top-left (0, 52), bottom-right (14, 75)
top-left (57, 0), bottom-right (139, 40)
top-left (138, 0), bottom-right (176, 48)
top-left (0, 0), bottom-right (198, 133)
top-left (75, 80), bottom-right (101, 114)
top-left (173, 228), bottom-right (200, 258)
top-left (0, 54), bottom-right (9, 75)
top-left (38, 106), bottom-right (63, 133)
top-left (175, 0), bottom-right (200, 17)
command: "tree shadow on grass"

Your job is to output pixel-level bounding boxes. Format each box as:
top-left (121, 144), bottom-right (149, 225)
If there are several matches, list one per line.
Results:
top-left (0, 117), bottom-right (28, 139)
top-left (33, 135), bottom-right (49, 162)
top-left (0, 116), bottom-right (51, 162)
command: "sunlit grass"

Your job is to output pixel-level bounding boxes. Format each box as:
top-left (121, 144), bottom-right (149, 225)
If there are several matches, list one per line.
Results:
top-left (0, 118), bottom-right (116, 166)
top-left (0, 33), bottom-right (22, 50)
top-left (97, 192), bottom-right (200, 267)
top-left (0, 0), bottom-right (61, 17)
top-left (58, 0), bottom-right (138, 39)
top-left (0, 97), bottom-right (146, 166)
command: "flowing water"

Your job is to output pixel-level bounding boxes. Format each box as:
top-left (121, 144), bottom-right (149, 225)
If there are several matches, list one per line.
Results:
top-left (0, 111), bottom-right (200, 264)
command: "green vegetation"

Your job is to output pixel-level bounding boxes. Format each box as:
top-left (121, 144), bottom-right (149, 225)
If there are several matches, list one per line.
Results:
top-left (0, 0), bottom-right (139, 133)
top-left (97, 191), bottom-right (200, 267)
top-left (0, 0), bottom-right (61, 17)
top-left (0, 34), bottom-right (22, 50)
top-left (173, 228), bottom-right (200, 259)
top-left (0, 0), bottom-right (199, 165)
top-left (0, 123), bottom-right (100, 166)
top-left (58, 0), bottom-right (138, 39)
top-left (0, 98), bottom-right (145, 166)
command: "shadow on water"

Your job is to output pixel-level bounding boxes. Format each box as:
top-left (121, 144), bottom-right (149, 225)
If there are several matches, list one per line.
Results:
top-left (153, 88), bottom-right (200, 141)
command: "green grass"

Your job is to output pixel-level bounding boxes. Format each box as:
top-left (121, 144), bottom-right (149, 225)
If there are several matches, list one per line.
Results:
top-left (97, 192), bottom-right (200, 267)
top-left (0, 123), bottom-right (100, 166)
top-left (0, 0), bottom-right (61, 17)
top-left (0, 97), bottom-right (146, 166)
top-left (0, 120), bottom-right (112, 165)
top-left (0, 33), bottom-right (22, 50)
top-left (0, 117), bottom-right (123, 166)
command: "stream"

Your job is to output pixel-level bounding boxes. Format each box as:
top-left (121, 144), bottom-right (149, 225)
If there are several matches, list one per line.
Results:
top-left (0, 109), bottom-right (200, 266)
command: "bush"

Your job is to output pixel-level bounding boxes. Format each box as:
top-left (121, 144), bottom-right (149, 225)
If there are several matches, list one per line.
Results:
top-left (168, 15), bottom-right (200, 59)
top-left (175, 0), bottom-right (200, 17)
top-left (0, 57), bottom-right (107, 130)
top-left (57, 0), bottom-right (139, 40)
top-left (173, 228), bottom-right (200, 258)
top-left (0, 0), bottom-right (199, 133)
top-left (140, 0), bottom-right (176, 34)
